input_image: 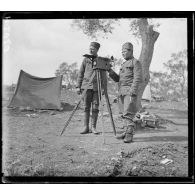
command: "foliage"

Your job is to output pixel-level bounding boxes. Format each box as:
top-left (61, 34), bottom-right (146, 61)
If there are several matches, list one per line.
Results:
top-left (55, 62), bottom-right (79, 89)
top-left (4, 84), bottom-right (16, 92)
top-left (72, 18), bottom-right (160, 40)
top-left (71, 19), bottom-right (119, 39)
top-left (150, 50), bottom-right (187, 101)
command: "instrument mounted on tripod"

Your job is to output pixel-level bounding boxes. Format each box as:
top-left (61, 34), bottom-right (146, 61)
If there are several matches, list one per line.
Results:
top-left (60, 54), bottom-right (116, 137)
top-left (83, 54), bottom-right (114, 71)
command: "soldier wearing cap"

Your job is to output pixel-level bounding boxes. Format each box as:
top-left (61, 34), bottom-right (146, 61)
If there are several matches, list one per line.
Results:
top-left (76, 42), bottom-right (106, 134)
top-left (108, 42), bottom-right (143, 143)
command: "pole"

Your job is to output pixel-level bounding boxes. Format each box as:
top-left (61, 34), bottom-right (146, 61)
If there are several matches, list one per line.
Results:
top-left (96, 70), bottom-right (106, 144)
top-left (104, 89), bottom-right (116, 136)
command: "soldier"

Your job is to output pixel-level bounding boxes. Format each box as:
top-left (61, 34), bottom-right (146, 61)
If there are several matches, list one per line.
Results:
top-left (108, 42), bottom-right (143, 143)
top-left (76, 42), bottom-right (106, 134)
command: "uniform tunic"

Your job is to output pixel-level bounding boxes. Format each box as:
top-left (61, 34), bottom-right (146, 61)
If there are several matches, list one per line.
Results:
top-left (109, 57), bottom-right (142, 128)
top-left (76, 57), bottom-right (107, 112)
top-left (77, 57), bottom-right (107, 91)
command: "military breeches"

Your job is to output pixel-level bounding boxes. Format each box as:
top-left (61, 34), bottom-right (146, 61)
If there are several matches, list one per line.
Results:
top-left (118, 94), bottom-right (137, 128)
top-left (83, 89), bottom-right (99, 112)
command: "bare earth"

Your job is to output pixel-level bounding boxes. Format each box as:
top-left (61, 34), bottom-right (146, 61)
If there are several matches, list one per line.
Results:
top-left (2, 90), bottom-right (188, 178)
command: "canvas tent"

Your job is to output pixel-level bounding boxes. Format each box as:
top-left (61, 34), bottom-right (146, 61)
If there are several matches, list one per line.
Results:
top-left (8, 70), bottom-right (62, 110)
top-left (142, 83), bottom-right (152, 102)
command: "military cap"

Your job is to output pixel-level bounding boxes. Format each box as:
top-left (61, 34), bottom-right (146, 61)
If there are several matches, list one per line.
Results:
top-left (122, 42), bottom-right (133, 50)
top-left (90, 42), bottom-right (101, 50)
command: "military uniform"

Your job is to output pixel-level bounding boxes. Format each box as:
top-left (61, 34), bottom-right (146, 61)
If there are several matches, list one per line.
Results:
top-left (76, 42), bottom-right (106, 134)
top-left (77, 56), bottom-right (107, 112)
top-left (108, 47), bottom-right (142, 143)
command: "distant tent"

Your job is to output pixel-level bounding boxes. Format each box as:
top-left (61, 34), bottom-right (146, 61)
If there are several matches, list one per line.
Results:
top-left (8, 70), bottom-right (62, 110)
top-left (142, 83), bottom-right (152, 102)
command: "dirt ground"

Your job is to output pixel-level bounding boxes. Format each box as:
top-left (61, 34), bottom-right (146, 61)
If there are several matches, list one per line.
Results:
top-left (2, 90), bottom-right (189, 179)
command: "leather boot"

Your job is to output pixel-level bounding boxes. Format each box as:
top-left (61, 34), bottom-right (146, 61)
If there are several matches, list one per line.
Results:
top-left (123, 133), bottom-right (133, 143)
top-left (116, 126), bottom-right (126, 139)
top-left (123, 126), bottom-right (134, 143)
top-left (91, 111), bottom-right (99, 134)
top-left (80, 111), bottom-right (90, 134)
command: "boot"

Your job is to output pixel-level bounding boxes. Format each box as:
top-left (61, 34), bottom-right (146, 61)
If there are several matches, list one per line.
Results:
top-left (123, 133), bottom-right (133, 143)
top-left (123, 126), bottom-right (134, 143)
top-left (91, 111), bottom-right (99, 134)
top-left (116, 126), bottom-right (126, 139)
top-left (80, 111), bottom-right (90, 134)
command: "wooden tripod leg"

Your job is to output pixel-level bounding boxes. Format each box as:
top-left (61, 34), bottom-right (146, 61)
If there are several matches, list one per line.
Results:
top-left (96, 70), bottom-right (105, 143)
top-left (104, 90), bottom-right (116, 136)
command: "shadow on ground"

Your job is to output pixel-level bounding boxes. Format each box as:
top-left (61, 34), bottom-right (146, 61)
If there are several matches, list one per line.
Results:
top-left (135, 135), bottom-right (188, 142)
top-left (61, 102), bottom-right (75, 111)
top-left (61, 102), bottom-right (83, 112)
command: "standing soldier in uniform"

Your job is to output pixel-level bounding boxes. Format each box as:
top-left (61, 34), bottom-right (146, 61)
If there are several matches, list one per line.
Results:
top-left (76, 42), bottom-right (106, 135)
top-left (108, 42), bottom-right (142, 143)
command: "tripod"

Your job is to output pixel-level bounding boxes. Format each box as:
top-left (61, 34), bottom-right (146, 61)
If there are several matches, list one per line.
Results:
top-left (60, 55), bottom-right (116, 140)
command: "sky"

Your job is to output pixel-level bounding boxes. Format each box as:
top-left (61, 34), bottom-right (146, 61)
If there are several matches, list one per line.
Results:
top-left (2, 18), bottom-right (187, 85)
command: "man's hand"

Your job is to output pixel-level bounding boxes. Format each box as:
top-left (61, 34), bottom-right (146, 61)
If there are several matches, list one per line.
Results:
top-left (76, 88), bottom-right (82, 95)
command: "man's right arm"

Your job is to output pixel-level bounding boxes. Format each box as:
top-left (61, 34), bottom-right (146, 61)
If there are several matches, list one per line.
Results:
top-left (108, 69), bottom-right (120, 82)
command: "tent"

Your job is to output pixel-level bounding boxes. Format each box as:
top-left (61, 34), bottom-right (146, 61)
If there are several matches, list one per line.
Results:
top-left (8, 70), bottom-right (62, 110)
top-left (142, 83), bottom-right (152, 102)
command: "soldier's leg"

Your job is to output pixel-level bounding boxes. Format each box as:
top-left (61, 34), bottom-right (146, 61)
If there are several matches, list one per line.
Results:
top-left (116, 95), bottom-right (126, 139)
top-left (118, 95), bottom-right (124, 115)
top-left (123, 94), bottom-right (137, 143)
top-left (80, 89), bottom-right (93, 134)
top-left (91, 90), bottom-right (99, 134)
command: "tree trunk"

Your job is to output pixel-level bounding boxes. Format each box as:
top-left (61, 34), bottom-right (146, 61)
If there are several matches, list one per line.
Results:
top-left (136, 19), bottom-right (160, 111)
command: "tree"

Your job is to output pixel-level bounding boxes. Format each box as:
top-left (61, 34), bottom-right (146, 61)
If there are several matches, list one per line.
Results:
top-left (150, 71), bottom-right (173, 99)
top-left (150, 50), bottom-right (187, 101)
top-left (163, 50), bottom-right (187, 99)
top-left (55, 62), bottom-right (79, 89)
top-left (71, 18), bottom-right (160, 111)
